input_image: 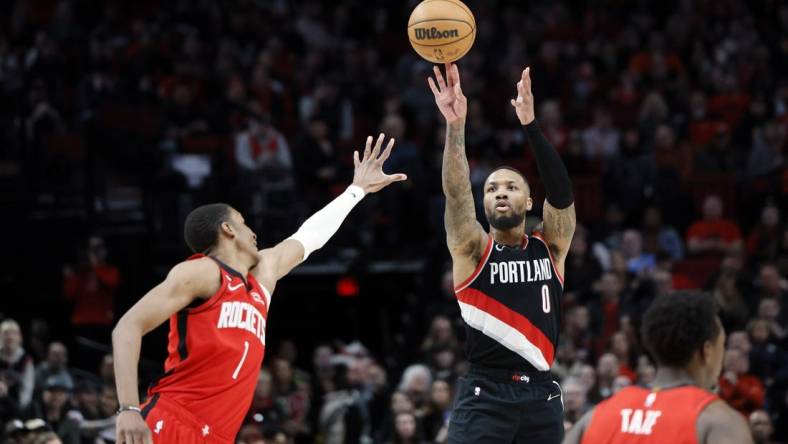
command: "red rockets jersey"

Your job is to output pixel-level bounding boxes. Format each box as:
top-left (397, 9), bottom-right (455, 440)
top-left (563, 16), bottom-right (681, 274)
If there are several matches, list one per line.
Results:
top-left (146, 255), bottom-right (271, 441)
top-left (581, 385), bottom-right (719, 444)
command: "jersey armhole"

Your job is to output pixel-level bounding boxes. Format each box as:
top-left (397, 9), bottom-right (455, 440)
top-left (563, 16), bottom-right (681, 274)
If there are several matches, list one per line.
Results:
top-left (186, 260), bottom-right (229, 314)
top-left (454, 234), bottom-right (494, 293)
top-left (530, 231), bottom-right (565, 286)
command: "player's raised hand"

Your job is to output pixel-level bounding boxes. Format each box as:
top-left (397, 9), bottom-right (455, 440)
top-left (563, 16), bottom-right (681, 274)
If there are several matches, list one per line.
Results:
top-left (351, 133), bottom-right (407, 194)
top-left (116, 410), bottom-right (153, 444)
top-left (428, 63), bottom-right (467, 124)
top-left (511, 66), bottom-right (535, 125)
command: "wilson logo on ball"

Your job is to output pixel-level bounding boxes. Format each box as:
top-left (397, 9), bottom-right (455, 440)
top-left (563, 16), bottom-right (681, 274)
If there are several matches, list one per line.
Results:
top-left (414, 27), bottom-right (460, 40)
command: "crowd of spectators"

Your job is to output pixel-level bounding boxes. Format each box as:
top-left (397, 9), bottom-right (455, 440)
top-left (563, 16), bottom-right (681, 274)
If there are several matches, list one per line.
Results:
top-left (1, 0), bottom-right (787, 443)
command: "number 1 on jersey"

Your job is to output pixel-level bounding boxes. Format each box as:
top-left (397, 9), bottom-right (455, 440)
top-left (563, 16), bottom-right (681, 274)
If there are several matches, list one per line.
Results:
top-left (232, 340), bottom-right (250, 380)
top-left (542, 284), bottom-right (550, 313)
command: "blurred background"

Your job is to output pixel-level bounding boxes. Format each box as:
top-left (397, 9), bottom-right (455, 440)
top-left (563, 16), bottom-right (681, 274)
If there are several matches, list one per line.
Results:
top-left (0, 0), bottom-right (786, 443)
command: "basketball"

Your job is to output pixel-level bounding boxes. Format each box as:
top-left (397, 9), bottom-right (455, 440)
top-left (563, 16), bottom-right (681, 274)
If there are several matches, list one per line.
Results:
top-left (407, 0), bottom-right (476, 64)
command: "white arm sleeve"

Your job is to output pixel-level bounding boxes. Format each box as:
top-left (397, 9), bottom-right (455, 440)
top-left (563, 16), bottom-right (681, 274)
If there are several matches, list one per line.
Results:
top-left (288, 185), bottom-right (365, 261)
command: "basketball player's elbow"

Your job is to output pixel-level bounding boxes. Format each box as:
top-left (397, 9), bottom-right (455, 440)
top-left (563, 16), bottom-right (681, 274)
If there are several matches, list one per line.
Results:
top-left (112, 314), bottom-right (143, 345)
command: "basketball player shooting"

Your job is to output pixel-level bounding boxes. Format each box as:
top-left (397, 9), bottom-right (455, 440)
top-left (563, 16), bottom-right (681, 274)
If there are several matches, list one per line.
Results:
top-left (563, 292), bottom-right (752, 444)
top-left (111, 135), bottom-right (406, 444)
top-left (429, 63), bottom-right (575, 443)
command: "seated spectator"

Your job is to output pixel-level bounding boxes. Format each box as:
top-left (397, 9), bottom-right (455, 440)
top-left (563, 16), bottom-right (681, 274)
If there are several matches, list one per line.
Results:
top-left (749, 410), bottom-right (781, 444)
top-left (34, 343), bottom-right (73, 397)
top-left (24, 375), bottom-right (79, 444)
top-left (234, 110), bottom-right (293, 179)
top-left (686, 195), bottom-right (743, 256)
top-left (588, 353), bottom-right (619, 404)
top-left (747, 319), bottom-right (788, 387)
top-left (0, 320), bottom-right (34, 410)
top-left (271, 358), bottom-right (310, 438)
top-left (747, 120), bottom-right (786, 178)
top-left (641, 206), bottom-right (684, 260)
top-left (396, 365), bottom-right (432, 415)
top-left (711, 272), bottom-right (750, 331)
top-left (755, 264), bottom-right (788, 302)
top-left (420, 316), bottom-right (458, 357)
top-left (421, 380), bottom-right (452, 442)
top-left (582, 108), bottom-right (620, 159)
top-left (318, 360), bottom-right (370, 444)
top-left (61, 236), bottom-right (120, 344)
top-left (621, 229), bottom-right (656, 275)
top-left (694, 124), bottom-right (741, 174)
top-left (564, 225), bottom-right (603, 299)
top-left (718, 348), bottom-right (765, 417)
top-left (386, 411), bottom-right (427, 444)
top-left (608, 332), bottom-right (637, 383)
top-left (562, 378), bottom-right (590, 426)
top-left (757, 298), bottom-right (786, 342)
top-left (746, 204), bottom-right (782, 263)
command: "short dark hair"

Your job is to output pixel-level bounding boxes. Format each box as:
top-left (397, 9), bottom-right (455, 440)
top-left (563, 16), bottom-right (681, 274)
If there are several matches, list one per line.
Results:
top-left (489, 166), bottom-right (530, 190)
top-left (184, 203), bottom-right (232, 253)
top-left (641, 291), bottom-right (721, 368)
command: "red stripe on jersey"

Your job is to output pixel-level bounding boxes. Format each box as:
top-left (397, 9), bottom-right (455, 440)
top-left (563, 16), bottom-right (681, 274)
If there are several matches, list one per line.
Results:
top-left (530, 232), bottom-right (564, 286)
top-left (456, 287), bottom-right (555, 365)
top-left (454, 235), bottom-right (494, 292)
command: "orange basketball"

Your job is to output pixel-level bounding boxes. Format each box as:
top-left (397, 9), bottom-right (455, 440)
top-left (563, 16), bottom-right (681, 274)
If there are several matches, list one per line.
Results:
top-left (407, 0), bottom-right (476, 64)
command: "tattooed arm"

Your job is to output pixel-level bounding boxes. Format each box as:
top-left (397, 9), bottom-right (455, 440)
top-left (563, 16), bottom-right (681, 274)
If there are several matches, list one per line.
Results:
top-left (429, 64), bottom-right (487, 277)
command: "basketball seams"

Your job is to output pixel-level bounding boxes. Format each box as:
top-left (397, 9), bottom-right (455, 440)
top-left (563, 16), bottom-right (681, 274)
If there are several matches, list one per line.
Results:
top-left (407, 18), bottom-right (474, 30)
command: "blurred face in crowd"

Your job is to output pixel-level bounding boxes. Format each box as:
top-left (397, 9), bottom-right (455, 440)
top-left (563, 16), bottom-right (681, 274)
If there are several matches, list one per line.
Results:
top-left (568, 306), bottom-right (590, 332)
top-left (611, 332), bottom-right (629, 358)
top-left (749, 320), bottom-right (770, 344)
top-left (313, 345), bottom-right (333, 371)
top-left (597, 273), bottom-right (622, 301)
top-left (431, 316), bottom-right (453, 343)
top-left (272, 359), bottom-right (293, 388)
top-left (87, 236), bottom-right (107, 263)
top-left (391, 391), bottom-right (414, 414)
top-left (99, 385), bottom-right (118, 416)
top-left (597, 353), bottom-right (619, 381)
top-left (430, 380), bottom-right (452, 409)
top-left (563, 379), bottom-right (586, 413)
top-left (643, 207), bottom-right (662, 230)
top-left (702, 196), bottom-right (723, 220)
top-left (255, 370), bottom-right (273, 399)
top-left (612, 375), bottom-right (632, 393)
top-left (621, 230), bottom-right (643, 257)
top-left (483, 169), bottom-right (532, 231)
top-left (395, 412), bottom-right (417, 439)
top-left (723, 348), bottom-right (748, 375)
top-left (100, 354), bottom-right (114, 382)
top-left (760, 205), bottom-right (779, 227)
top-left (759, 265), bottom-right (781, 295)
top-left (758, 298), bottom-right (780, 321)
top-left (434, 349), bottom-right (455, 370)
top-left (749, 410), bottom-right (773, 442)
top-left (47, 342), bottom-right (68, 369)
top-left (75, 388), bottom-right (99, 416)
top-left (43, 387), bottom-right (69, 411)
top-left (0, 320), bottom-right (22, 351)
top-left (367, 364), bottom-right (387, 390)
top-left (578, 365), bottom-right (596, 390)
top-left (727, 331), bottom-right (751, 354)
top-left (637, 363), bottom-right (656, 385)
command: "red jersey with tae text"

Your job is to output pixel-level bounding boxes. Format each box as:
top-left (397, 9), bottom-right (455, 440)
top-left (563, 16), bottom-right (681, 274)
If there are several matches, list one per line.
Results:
top-left (146, 255), bottom-right (271, 441)
top-left (581, 385), bottom-right (719, 444)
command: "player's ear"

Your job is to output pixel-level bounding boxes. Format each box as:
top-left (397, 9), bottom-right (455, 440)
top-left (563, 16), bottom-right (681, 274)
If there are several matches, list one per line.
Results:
top-left (526, 197), bottom-right (533, 211)
top-left (699, 339), bottom-right (713, 363)
top-left (220, 221), bottom-right (235, 238)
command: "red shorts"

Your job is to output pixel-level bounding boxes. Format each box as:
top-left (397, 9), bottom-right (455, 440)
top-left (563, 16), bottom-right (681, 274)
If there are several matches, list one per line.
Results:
top-left (141, 394), bottom-right (233, 444)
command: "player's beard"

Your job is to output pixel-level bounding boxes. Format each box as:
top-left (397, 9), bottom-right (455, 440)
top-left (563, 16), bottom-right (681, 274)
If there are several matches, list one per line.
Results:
top-left (487, 209), bottom-right (525, 230)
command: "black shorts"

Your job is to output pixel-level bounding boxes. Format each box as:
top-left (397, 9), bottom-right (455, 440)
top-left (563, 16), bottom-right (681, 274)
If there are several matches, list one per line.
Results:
top-left (448, 365), bottom-right (564, 444)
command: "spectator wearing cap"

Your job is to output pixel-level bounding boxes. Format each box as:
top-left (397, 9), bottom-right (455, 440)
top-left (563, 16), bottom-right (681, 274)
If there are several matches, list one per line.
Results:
top-left (34, 343), bottom-right (73, 398)
top-left (0, 319), bottom-right (35, 410)
top-left (24, 375), bottom-right (79, 444)
top-left (686, 195), bottom-right (743, 256)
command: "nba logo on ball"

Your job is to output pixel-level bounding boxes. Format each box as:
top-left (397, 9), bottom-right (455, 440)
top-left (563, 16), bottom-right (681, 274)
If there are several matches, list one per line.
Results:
top-left (408, 0), bottom-right (476, 63)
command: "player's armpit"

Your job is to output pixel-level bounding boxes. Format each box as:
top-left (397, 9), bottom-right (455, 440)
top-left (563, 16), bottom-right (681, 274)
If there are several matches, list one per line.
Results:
top-left (696, 401), bottom-right (753, 444)
top-left (562, 408), bottom-right (594, 444)
top-left (255, 239), bottom-right (305, 291)
top-left (115, 258), bottom-right (221, 335)
top-left (541, 200), bottom-right (576, 261)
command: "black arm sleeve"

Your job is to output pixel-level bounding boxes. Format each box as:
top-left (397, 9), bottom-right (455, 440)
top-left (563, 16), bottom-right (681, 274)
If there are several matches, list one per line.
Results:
top-left (524, 120), bottom-right (574, 209)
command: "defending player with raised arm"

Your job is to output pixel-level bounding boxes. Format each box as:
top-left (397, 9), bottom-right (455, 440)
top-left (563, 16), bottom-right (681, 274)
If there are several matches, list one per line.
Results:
top-left (429, 63), bottom-right (575, 444)
top-left (112, 134), bottom-right (406, 444)
top-left (563, 292), bottom-right (753, 444)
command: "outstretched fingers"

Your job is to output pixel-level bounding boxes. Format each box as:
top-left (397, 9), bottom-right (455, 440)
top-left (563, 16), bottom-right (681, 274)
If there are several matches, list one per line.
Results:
top-left (371, 133), bottom-right (385, 159)
top-left (362, 135), bottom-right (373, 162)
top-left (433, 65), bottom-right (447, 91)
top-left (378, 137), bottom-right (396, 163)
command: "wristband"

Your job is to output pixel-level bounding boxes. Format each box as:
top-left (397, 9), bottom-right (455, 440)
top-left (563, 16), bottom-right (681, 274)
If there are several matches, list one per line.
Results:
top-left (116, 405), bottom-right (142, 416)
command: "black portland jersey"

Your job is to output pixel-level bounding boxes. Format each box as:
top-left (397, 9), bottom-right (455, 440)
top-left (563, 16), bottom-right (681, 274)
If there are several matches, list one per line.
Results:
top-left (454, 232), bottom-right (563, 371)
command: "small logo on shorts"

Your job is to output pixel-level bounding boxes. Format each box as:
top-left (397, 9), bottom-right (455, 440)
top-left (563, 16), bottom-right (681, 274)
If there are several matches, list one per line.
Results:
top-left (202, 425), bottom-right (210, 436)
top-left (474, 386), bottom-right (481, 396)
top-left (511, 374), bottom-right (530, 383)
top-left (154, 420), bottom-right (164, 434)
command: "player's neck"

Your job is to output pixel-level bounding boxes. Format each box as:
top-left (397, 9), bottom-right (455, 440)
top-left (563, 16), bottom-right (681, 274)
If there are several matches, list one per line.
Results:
top-left (652, 366), bottom-right (700, 390)
top-left (491, 225), bottom-right (525, 246)
top-left (210, 248), bottom-right (251, 277)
